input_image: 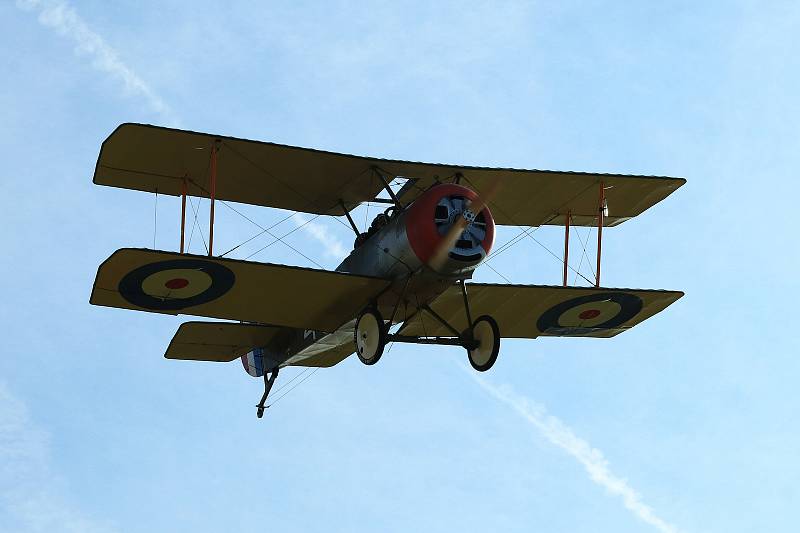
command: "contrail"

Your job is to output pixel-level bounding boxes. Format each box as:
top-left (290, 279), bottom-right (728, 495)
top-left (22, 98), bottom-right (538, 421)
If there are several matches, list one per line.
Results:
top-left (18, 0), bottom-right (351, 259)
top-left (16, 0), bottom-right (178, 125)
top-left (0, 383), bottom-right (116, 533)
top-left (469, 371), bottom-right (682, 533)
top-left (292, 213), bottom-right (348, 259)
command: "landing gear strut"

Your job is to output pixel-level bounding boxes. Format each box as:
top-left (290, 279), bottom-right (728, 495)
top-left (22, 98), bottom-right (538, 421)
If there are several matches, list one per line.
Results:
top-left (356, 280), bottom-right (502, 371)
top-left (256, 367), bottom-right (279, 418)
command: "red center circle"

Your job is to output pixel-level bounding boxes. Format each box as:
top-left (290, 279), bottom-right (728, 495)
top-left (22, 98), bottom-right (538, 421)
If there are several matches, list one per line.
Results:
top-left (164, 278), bottom-right (189, 290)
top-left (579, 309), bottom-right (601, 320)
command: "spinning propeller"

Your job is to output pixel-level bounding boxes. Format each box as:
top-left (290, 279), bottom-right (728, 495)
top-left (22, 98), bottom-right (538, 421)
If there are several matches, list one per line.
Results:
top-left (428, 177), bottom-right (500, 272)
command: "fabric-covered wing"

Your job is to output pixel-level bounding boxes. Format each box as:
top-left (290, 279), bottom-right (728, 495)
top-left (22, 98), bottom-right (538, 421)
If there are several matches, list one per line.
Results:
top-left (289, 343), bottom-right (355, 368)
top-left (165, 321), bottom-right (283, 362)
top-left (90, 248), bottom-right (390, 332)
top-left (94, 123), bottom-right (392, 215)
top-left (285, 320), bottom-right (357, 368)
top-left (95, 123), bottom-right (684, 224)
top-left (395, 173), bottom-right (685, 227)
top-left (398, 283), bottom-right (683, 339)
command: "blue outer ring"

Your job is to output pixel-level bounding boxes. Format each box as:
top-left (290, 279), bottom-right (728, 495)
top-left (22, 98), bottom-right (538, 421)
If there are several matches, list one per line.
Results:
top-left (536, 292), bottom-right (643, 335)
top-left (118, 259), bottom-right (235, 311)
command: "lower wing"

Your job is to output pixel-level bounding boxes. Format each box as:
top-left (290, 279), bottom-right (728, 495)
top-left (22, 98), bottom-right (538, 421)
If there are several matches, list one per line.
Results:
top-left (398, 283), bottom-right (683, 338)
top-left (90, 248), bottom-right (390, 332)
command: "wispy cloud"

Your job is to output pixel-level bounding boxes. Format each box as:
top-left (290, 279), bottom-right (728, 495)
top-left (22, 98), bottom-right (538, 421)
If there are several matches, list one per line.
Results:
top-left (18, 0), bottom-right (352, 264)
top-left (16, 0), bottom-right (178, 125)
top-left (469, 372), bottom-right (681, 533)
top-left (0, 383), bottom-right (116, 533)
top-left (292, 213), bottom-right (348, 260)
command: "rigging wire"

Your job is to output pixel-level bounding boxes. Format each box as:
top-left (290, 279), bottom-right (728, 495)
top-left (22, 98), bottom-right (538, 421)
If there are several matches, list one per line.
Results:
top-left (572, 224), bottom-right (596, 285)
top-left (219, 209), bottom-right (307, 258)
top-left (485, 225), bottom-right (541, 263)
top-left (269, 367), bottom-right (312, 397)
top-left (459, 175), bottom-right (598, 286)
top-left (219, 200), bottom-right (324, 268)
top-left (243, 214), bottom-right (323, 261)
top-left (267, 368), bottom-right (320, 407)
top-left (186, 195), bottom-right (209, 254)
top-left (184, 143), bottom-right (370, 266)
top-left (484, 262), bottom-right (512, 283)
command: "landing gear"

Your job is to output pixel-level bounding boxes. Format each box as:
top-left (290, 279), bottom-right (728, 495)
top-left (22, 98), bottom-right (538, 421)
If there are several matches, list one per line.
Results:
top-left (466, 315), bottom-right (500, 372)
top-left (383, 308), bottom-right (502, 371)
top-left (356, 281), bottom-right (502, 371)
top-left (355, 307), bottom-right (386, 365)
top-left (256, 367), bottom-right (279, 418)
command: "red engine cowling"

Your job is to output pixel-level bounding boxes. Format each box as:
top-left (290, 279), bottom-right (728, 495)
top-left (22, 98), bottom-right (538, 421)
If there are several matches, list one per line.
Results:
top-left (405, 183), bottom-right (495, 275)
top-left (336, 183), bottom-right (495, 279)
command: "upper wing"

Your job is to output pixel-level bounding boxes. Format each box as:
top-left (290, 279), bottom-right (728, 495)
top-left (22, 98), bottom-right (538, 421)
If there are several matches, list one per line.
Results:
top-left (90, 248), bottom-right (390, 332)
top-left (395, 172), bottom-right (685, 228)
top-left (94, 123), bottom-right (391, 216)
top-left (398, 283), bottom-right (683, 339)
top-left (95, 123), bottom-right (684, 224)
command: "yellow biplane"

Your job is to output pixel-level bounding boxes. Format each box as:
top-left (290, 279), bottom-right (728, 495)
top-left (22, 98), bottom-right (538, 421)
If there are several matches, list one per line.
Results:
top-left (90, 123), bottom-right (685, 417)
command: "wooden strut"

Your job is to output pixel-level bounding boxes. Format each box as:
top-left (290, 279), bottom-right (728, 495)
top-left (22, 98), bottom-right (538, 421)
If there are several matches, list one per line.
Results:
top-left (563, 210), bottom-right (570, 286)
top-left (373, 167), bottom-right (403, 209)
top-left (595, 182), bottom-right (604, 287)
top-left (208, 141), bottom-right (219, 256)
top-left (180, 176), bottom-right (187, 253)
top-left (340, 199), bottom-right (360, 236)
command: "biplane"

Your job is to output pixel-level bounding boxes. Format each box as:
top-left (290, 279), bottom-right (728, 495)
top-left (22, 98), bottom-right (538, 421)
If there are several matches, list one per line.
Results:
top-left (90, 123), bottom-right (685, 418)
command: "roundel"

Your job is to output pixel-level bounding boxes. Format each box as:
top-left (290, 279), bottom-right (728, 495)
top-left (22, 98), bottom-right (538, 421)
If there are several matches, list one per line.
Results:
top-left (536, 292), bottom-right (643, 335)
top-left (118, 259), bottom-right (235, 311)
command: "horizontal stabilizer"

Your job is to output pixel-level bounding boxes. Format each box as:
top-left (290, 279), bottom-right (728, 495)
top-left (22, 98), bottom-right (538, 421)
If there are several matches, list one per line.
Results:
top-left (90, 248), bottom-right (390, 332)
top-left (165, 321), bottom-right (283, 362)
top-left (398, 284), bottom-right (683, 339)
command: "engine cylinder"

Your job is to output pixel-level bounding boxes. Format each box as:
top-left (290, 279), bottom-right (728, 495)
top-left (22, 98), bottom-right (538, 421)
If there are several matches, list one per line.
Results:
top-left (337, 184), bottom-right (495, 279)
top-left (404, 183), bottom-right (495, 274)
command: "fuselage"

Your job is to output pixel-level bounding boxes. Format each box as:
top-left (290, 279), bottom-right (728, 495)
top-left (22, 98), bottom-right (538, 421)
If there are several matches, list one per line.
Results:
top-left (241, 183), bottom-right (496, 375)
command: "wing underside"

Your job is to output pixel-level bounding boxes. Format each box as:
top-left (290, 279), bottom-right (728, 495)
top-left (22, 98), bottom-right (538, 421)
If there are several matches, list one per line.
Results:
top-left (94, 123), bottom-right (685, 226)
top-left (90, 248), bottom-right (390, 332)
top-left (398, 283), bottom-right (683, 339)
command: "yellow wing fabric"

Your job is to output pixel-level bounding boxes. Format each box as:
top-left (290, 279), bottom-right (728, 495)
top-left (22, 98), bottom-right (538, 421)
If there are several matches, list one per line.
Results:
top-left (165, 321), bottom-right (356, 367)
top-left (395, 173), bottom-right (685, 227)
top-left (94, 123), bottom-right (390, 215)
top-left (165, 322), bottom-right (283, 362)
top-left (90, 249), bottom-right (390, 332)
top-left (398, 284), bottom-right (683, 339)
top-left (94, 123), bottom-right (684, 225)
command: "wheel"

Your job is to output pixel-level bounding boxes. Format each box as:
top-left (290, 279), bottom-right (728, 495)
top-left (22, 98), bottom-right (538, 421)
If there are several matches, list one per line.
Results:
top-left (256, 407), bottom-right (264, 418)
top-left (355, 307), bottom-right (386, 365)
top-left (467, 315), bottom-right (500, 372)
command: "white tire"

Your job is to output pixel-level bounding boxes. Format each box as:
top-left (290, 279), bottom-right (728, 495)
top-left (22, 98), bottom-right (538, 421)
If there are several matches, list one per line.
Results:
top-left (467, 315), bottom-right (500, 372)
top-left (355, 308), bottom-right (386, 365)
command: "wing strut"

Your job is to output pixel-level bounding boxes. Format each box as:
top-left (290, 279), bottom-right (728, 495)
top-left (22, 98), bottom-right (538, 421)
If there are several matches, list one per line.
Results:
top-left (596, 181), bottom-right (605, 287)
top-left (563, 210), bottom-right (571, 286)
top-left (208, 140), bottom-right (219, 256)
top-left (340, 199), bottom-right (360, 236)
top-left (373, 167), bottom-right (403, 209)
top-left (180, 175), bottom-right (187, 253)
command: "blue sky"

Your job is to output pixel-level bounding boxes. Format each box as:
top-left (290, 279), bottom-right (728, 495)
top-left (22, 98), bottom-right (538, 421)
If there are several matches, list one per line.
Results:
top-left (2, 1), bottom-right (799, 531)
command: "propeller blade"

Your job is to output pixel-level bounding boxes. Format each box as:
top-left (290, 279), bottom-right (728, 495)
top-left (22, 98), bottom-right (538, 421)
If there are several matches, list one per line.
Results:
top-left (428, 178), bottom-right (499, 272)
